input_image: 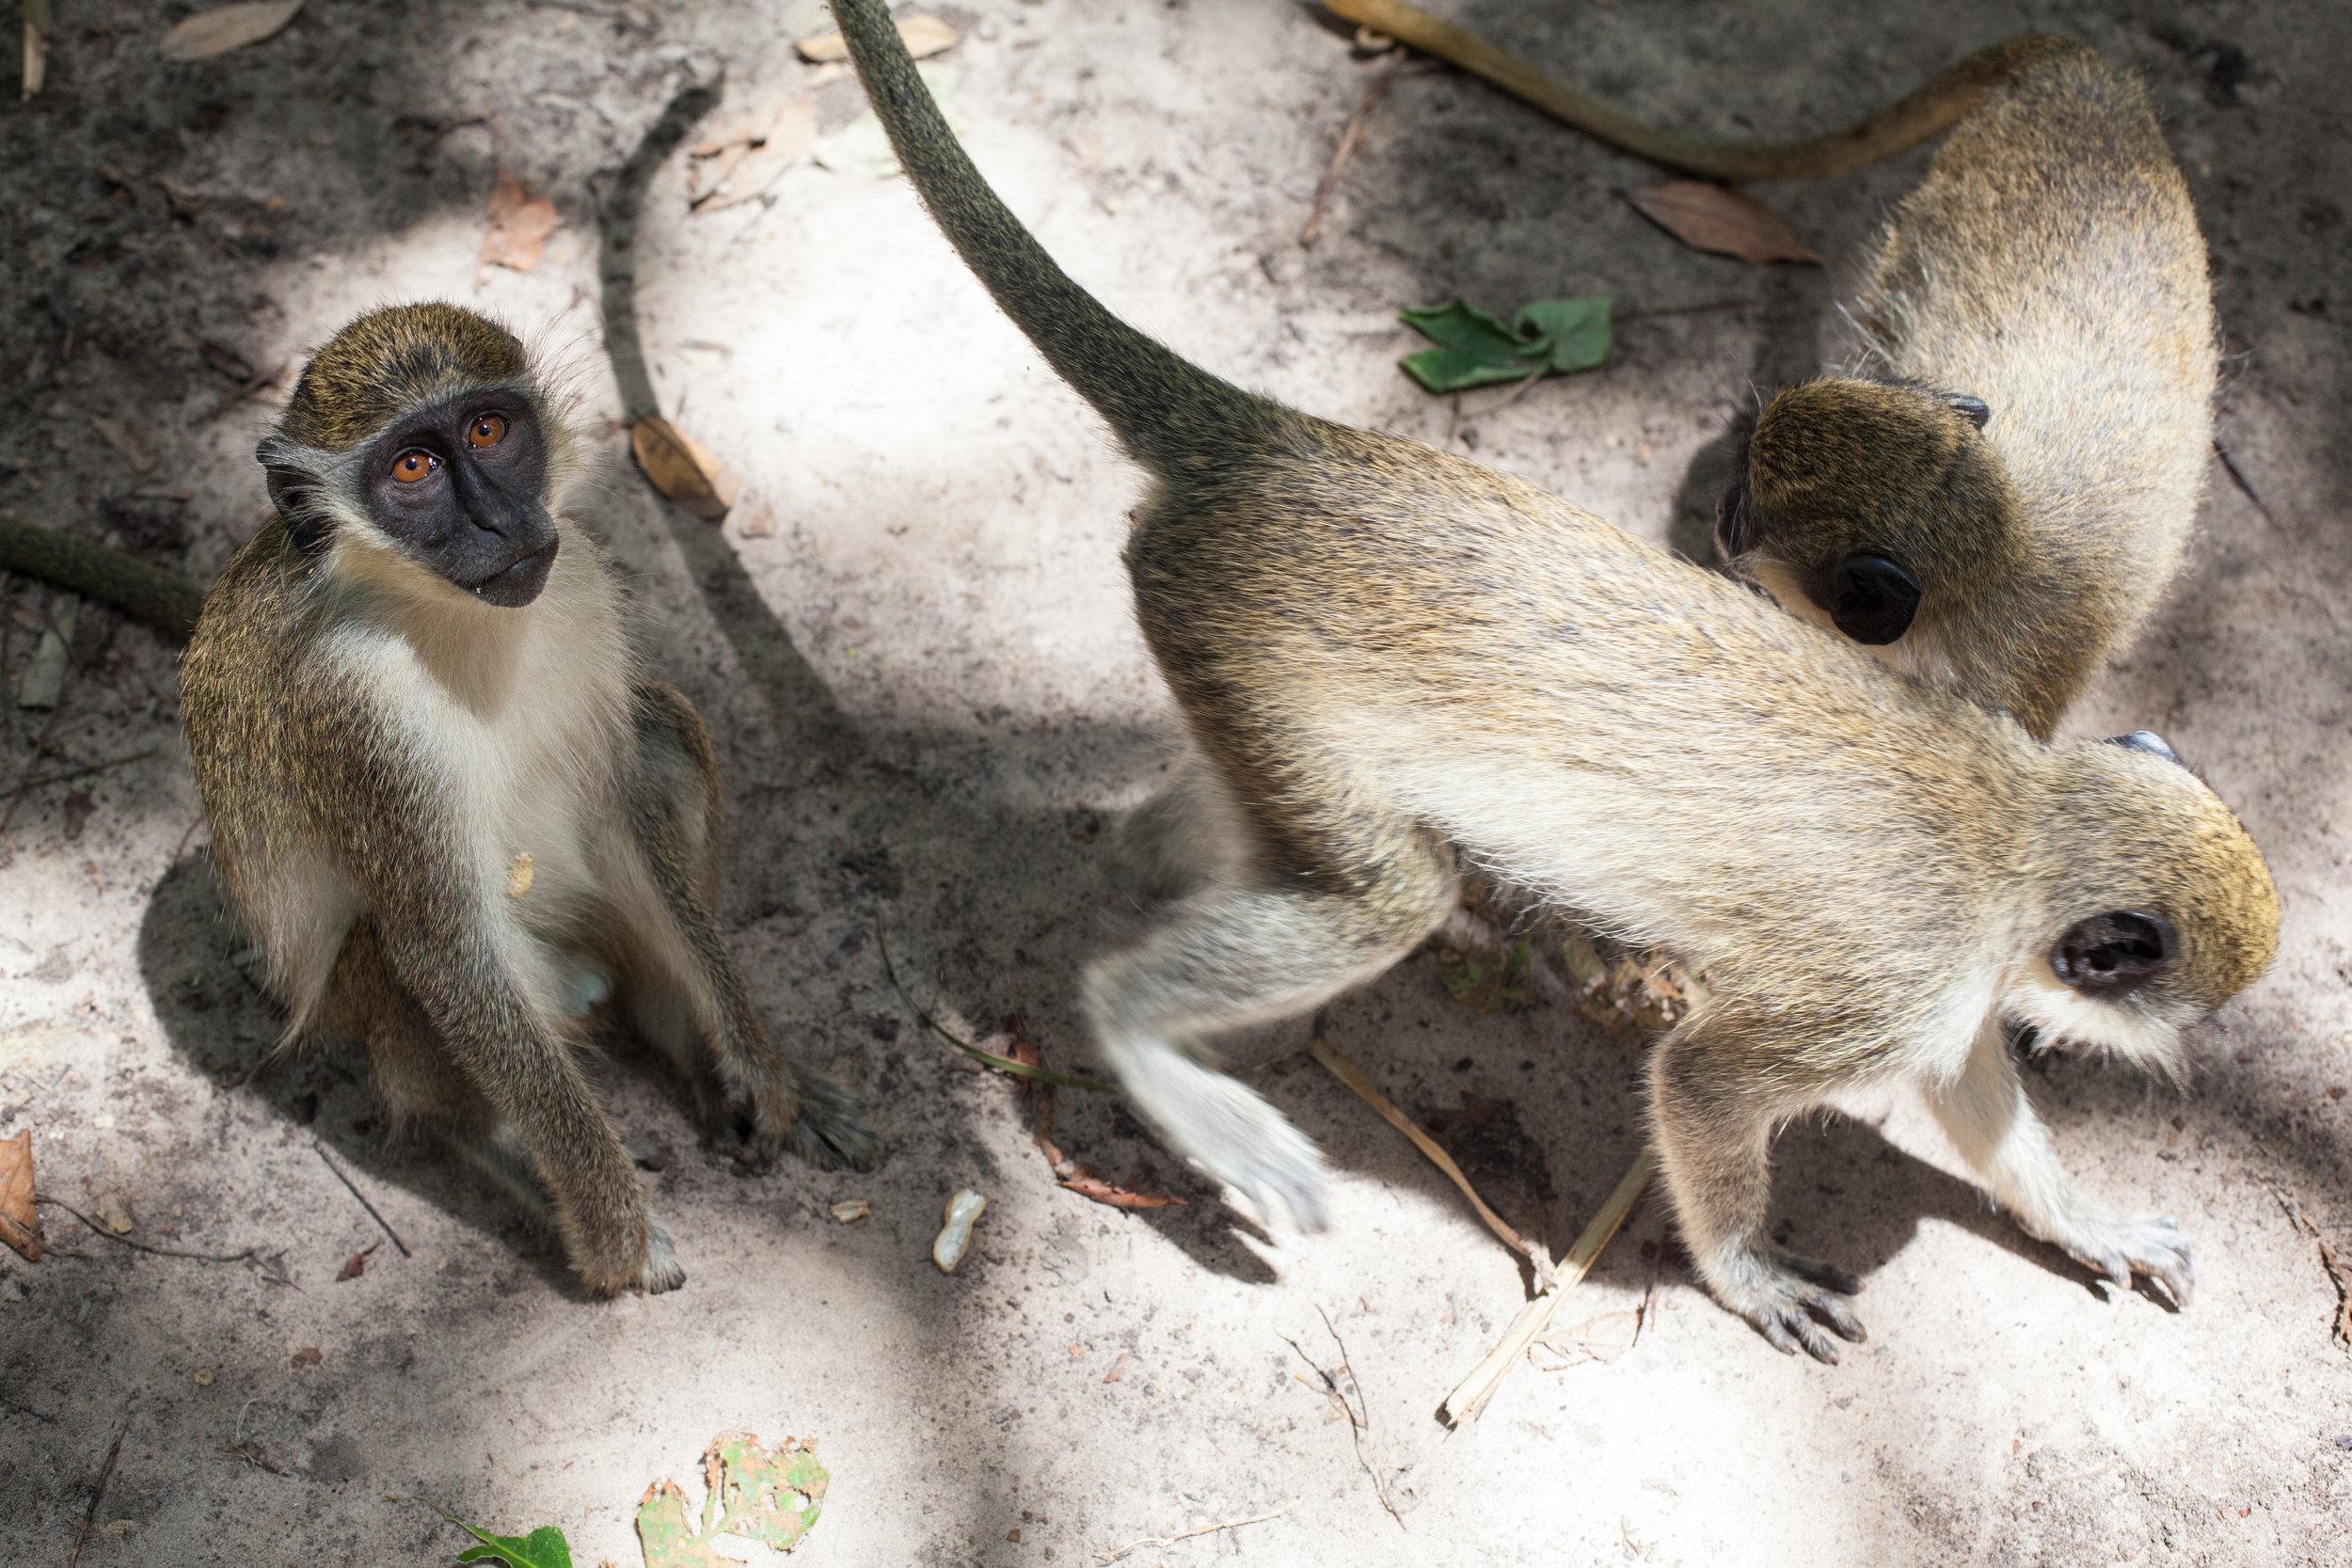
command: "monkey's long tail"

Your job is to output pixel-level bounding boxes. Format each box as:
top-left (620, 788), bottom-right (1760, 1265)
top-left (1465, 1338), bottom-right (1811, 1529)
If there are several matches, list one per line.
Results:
top-left (0, 511), bottom-right (204, 642)
top-left (1324, 0), bottom-right (2086, 182)
top-left (832, 0), bottom-right (1272, 474)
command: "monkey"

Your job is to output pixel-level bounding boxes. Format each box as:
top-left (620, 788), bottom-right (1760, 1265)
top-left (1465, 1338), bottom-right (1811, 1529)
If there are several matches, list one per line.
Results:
top-left (178, 302), bottom-right (876, 1296)
top-left (833, 0), bottom-right (2279, 1359)
top-left (1713, 41), bottom-right (2216, 740)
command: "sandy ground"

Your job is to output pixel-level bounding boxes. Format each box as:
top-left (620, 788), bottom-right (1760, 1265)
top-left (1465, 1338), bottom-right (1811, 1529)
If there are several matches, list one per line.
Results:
top-left (3, 1), bottom-right (2348, 1563)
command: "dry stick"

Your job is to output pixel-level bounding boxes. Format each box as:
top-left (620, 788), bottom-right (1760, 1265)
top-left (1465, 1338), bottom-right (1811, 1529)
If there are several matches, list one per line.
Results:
top-left (1318, 0), bottom-right (2074, 182)
top-left (1307, 1034), bottom-right (1543, 1273)
top-left (65, 1414), bottom-right (128, 1568)
top-left (1301, 52), bottom-right (1406, 245)
top-left (1093, 1499), bottom-right (1303, 1564)
top-left (0, 747), bottom-right (159, 804)
top-left (313, 1143), bottom-right (410, 1258)
top-left (874, 913), bottom-right (1118, 1091)
top-left (37, 1197), bottom-right (268, 1265)
top-left (1439, 1143), bottom-right (1657, 1428)
top-left (198, 361), bottom-right (287, 424)
top-left (2212, 438), bottom-right (2276, 524)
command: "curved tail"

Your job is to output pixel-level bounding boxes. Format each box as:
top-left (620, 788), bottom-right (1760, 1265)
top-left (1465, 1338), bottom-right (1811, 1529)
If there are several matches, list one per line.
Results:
top-left (832, 0), bottom-right (1271, 472)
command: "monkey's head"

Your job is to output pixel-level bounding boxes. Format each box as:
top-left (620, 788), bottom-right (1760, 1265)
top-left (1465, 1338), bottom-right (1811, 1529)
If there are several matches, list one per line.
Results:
top-left (2003, 731), bottom-right (2280, 1077)
top-left (1718, 377), bottom-right (2013, 649)
top-left (257, 303), bottom-right (569, 609)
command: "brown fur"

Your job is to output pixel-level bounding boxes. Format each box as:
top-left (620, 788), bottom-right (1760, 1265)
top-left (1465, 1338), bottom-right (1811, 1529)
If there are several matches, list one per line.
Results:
top-left (182, 305), bottom-right (874, 1296)
top-left (1722, 44), bottom-right (2216, 739)
top-left (835, 1), bottom-right (2278, 1357)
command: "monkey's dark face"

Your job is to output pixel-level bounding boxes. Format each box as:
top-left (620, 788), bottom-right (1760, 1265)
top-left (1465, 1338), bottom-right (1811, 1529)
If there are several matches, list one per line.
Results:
top-left (363, 394), bottom-right (558, 607)
top-left (1717, 380), bottom-right (2005, 647)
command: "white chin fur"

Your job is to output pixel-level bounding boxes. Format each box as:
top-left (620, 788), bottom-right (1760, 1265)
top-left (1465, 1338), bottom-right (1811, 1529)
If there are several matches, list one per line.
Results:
top-left (2001, 960), bottom-right (2195, 1079)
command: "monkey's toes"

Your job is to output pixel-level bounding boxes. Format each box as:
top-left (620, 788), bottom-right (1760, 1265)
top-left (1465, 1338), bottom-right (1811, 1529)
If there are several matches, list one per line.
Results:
top-left (2064, 1212), bottom-right (2193, 1307)
top-left (1732, 1249), bottom-right (1867, 1363)
top-left (787, 1072), bottom-right (881, 1172)
top-left (637, 1214), bottom-right (687, 1294)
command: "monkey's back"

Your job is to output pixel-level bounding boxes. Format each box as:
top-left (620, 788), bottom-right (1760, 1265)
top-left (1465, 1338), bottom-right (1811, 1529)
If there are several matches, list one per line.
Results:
top-left (1851, 45), bottom-right (2215, 655)
top-left (1128, 417), bottom-right (2048, 1017)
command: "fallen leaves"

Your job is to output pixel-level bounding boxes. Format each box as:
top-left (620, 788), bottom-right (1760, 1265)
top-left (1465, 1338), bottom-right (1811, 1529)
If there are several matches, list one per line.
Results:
top-left (1623, 181), bottom-right (1822, 264)
top-left (90, 1189), bottom-right (134, 1235)
top-left (480, 171), bottom-right (560, 277)
top-left (0, 1132), bottom-right (43, 1261)
top-left (629, 417), bottom-right (740, 522)
top-left (795, 13), bottom-right (958, 63)
top-left (160, 1), bottom-right (307, 63)
top-left (637, 1433), bottom-right (828, 1566)
top-left (1397, 296), bottom-right (1612, 393)
top-left (690, 98), bottom-right (818, 212)
top-left (334, 1243), bottom-right (378, 1282)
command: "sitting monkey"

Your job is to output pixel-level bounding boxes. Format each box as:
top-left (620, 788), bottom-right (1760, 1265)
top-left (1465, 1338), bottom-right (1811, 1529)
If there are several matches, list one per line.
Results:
top-left (180, 303), bottom-right (875, 1294)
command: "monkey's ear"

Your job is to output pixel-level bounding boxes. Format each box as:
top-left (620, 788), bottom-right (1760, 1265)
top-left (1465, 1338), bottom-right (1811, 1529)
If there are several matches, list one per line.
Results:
top-left (2049, 911), bottom-right (2174, 997)
top-left (1936, 391), bottom-right (1992, 429)
top-left (1827, 553), bottom-right (1920, 644)
top-left (2106, 729), bottom-right (2180, 765)
top-left (256, 435), bottom-right (335, 555)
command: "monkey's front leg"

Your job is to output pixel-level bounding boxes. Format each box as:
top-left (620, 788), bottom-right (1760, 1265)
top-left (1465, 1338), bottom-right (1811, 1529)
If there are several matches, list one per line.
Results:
top-left (1650, 1018), bottom-right (1867, 1363)
top-left (381, 918), bottom-right (681, 1296)
top-left (1929, 1022), bottom-right (2192, 1305)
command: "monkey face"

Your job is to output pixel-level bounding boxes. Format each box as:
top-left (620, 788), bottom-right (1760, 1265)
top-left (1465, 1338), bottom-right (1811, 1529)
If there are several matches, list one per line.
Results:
top-left (364, 394), bottom-right (558, 607)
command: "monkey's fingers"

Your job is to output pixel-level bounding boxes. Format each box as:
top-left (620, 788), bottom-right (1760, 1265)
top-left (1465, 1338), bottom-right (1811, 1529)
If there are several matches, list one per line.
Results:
top-left (1740, 1248), bottom-right (1867, 1362)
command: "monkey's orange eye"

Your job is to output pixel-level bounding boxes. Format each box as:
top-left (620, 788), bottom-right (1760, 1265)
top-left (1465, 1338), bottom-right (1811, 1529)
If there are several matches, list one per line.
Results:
top-left (390, 451), bottom-right (437, 484)
top-left (467, 413), bottom-right (507, 450)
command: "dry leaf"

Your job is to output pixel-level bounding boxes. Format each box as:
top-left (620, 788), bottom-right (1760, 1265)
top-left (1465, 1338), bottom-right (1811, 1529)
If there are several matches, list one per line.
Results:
top-left (480, 170), bottom-right (560, 277)
top-left (694, 100), bottom-right (818, 212)
top-left (795, 13), bottom-right (957, 63)
top-left (1624, 182), bottom-right (1822, 264)
top-left (0, 1132), bottom-right (42, 1261)
top-left (62, 788), bottom-right (92, 841)
top-left (89, 418), bottom-right (158, 474)
top-left (290, 1345), bottom-right (322, 1367)
top-left (1102, 1353), bottom-right (1129, 1383)
top-left (92, 1189), bottom-right (134, 1234)
top-left (335, 1250), bottom-right (367, 1281)
top-left (629, 417), bottom-right (740, 522)
top-left (160, 0), bottom-right (307, 63)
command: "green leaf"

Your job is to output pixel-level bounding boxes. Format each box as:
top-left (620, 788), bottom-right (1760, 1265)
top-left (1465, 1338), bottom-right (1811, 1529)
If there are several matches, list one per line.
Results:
top-left (453, 1522), bottom-right (573, 1568)
top-left (1514, 297), bottom-right (1613, 373)
top-left (1397, 296), bottom-right (1613, 392)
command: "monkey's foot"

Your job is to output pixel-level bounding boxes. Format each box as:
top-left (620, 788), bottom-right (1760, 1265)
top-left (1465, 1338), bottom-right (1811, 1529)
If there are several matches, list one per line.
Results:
top-left (1119, 1046), bottom-right (1327, 1230)
top-left (2044, 1211), bottom-right (2193, 1307)
top-left (1711, 1245), bottom-right (1866, 1364)
top-left (637, 1212), bottom-right (686, 1294)
top-left (784, 1069), bottom-right (881, 1173)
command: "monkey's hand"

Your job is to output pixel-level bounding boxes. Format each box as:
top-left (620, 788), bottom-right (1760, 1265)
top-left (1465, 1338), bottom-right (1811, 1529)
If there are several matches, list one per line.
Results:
top-left (2040, 1210), bottom-right (2193, 1307)
top-left (1708, 1243), bottom-right (1867, 1364)
top-left (780, 1067), bottom-right (882, 1173)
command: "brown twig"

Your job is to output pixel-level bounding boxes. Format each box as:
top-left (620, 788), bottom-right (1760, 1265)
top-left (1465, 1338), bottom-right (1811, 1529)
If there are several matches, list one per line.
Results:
top-left (1439, 1144), bottom-right (1656, 1426)
top-left (65, 1414), bottom-right (129, 1568)
top-left (1093, 1499), bottom-right (1303, 1563)
top-left (199, 361), bottom-right (288, 424)
top-left (1301, 53), bottom-right (1406, 245)
top-left (314, 1143), bottom-right (410, 1258)
top-left (36, 1197), bottom-right (273, 1266)
top-left (1283, 1307), bottom-right (1406, 1528)
top-left (875, 914), bottom-right (1118, 1091)
top-left (0, 747), bottom-right (159, 804)
top-left (1308, 1032), bottom-right (1547, 1276)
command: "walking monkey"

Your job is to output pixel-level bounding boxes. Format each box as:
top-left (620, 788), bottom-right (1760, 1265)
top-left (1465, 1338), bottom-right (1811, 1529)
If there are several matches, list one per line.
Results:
top-left (833, 0), bottom-right (2276, 1359)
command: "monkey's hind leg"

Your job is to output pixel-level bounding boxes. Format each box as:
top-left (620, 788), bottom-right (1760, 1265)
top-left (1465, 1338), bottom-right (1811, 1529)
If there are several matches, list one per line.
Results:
top-left (1082, 831), bottom-right (1458, 1228)
top-left (622, 683), bottom-right (879, 1173)
top-left (322, 920), bottom-right (684, 1292)
top-left (1649, 1009), bottom-right (1867, 1362)
top-left (1928, 1022), bottom-right (2192, 1306)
